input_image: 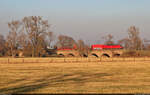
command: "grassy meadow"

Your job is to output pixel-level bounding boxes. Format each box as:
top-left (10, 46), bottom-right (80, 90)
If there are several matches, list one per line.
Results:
top-left (1, 60), bottom-right (150, 94)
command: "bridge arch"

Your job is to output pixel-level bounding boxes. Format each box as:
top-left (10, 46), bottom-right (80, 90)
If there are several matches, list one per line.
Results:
top-left (83, 54), bottom-right (88, 57)
top-left (101, 53), bottom-right (110, 58)
top-left (58, 53), bottom-right (65, 57)
top-left (57, 50), bottom-right (79, 57)
top-left (113, 53), bottom-right (121, 57)
top-left (91, 53), bottom-right (99, 58)
top-left (67, 53), bottom-right (75, 57)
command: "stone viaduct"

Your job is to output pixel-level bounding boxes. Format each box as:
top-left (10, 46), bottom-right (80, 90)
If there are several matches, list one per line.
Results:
top-left (57, 49), bottom-right (124, 58)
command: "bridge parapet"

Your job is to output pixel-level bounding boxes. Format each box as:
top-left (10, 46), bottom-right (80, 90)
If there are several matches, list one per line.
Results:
top-left (57, 49), bottom-right (124, 58)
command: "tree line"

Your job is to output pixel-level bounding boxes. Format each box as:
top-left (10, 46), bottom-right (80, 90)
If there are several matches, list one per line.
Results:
top-left (0, 16), bottom-right (150, 57)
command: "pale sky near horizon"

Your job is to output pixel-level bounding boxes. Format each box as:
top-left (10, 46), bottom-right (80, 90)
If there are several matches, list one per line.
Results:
top-left (0, 0), bottom-right (150, 45)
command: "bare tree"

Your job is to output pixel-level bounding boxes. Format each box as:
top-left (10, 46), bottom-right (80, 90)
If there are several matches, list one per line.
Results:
top-left (102, 34), bottom-right (115, 45)
top-left (17, 31), bottom-right (29, 55)
top-left (118, 26), bottom-right (144, 50)
top-left (22, 16), bottom-right (49, 57)
top-left (118, 38), bottom-right (130, 49)
top-left (0, 34), bottom-right (6, 56)
top-left (47, 31), bottom-right (55, 48)
top-left (128, 26), bottom-right (143, 50)
top-left (77, 39), bottom-right (89, 57)
top-left (77, 39), bottom-right (85, 50)
top-left (57, 35), bottom-right (77, 49)
top-left (143, 38), bottom-right (150, 50)
top-left (7, 31), bottom-right (18, 57)
top-left (77, 39), bottom-right (85, 56)
top-left (7, 20), bottom-right (21, 57)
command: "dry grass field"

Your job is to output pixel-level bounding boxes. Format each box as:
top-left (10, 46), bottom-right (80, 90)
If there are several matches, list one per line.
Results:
top-left (1, 59), bottom-right (150, 94)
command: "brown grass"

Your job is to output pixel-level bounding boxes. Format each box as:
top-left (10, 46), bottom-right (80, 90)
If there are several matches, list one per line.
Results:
top-left (1, 61), bottom-right (150, 94)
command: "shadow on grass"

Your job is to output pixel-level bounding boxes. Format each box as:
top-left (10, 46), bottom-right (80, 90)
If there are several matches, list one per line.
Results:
top-left (0, 75), bottom-right (52, 94)
top-left (0, 72), bottom-right (114, 94)
top-left (6, 78), bottom-right (27, 85)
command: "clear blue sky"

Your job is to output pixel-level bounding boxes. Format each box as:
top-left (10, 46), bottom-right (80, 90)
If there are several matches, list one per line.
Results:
top-left (0, 0), bottom-right (150, 44)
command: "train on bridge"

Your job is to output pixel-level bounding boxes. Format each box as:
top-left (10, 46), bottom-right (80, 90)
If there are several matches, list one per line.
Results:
top-left (91, 44), bottom-right (123, 50)
top-left (16, 44), bottom-right (123, 58)
top-left (57, 44), bottom-right (123, 50)
top-left (57, 44), bottom-right (123, 58)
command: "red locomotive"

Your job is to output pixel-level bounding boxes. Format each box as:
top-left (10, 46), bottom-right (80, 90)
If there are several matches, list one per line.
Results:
top-left (91, 44), bottom-right (123, 50)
